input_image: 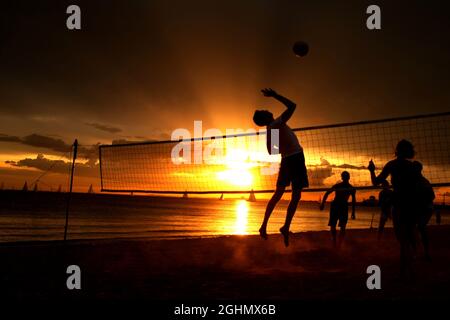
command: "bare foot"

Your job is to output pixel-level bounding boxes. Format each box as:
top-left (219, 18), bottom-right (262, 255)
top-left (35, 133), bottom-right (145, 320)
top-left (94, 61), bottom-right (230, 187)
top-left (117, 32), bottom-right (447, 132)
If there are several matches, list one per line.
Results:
top-left (279, 226), bottom-right (289, 247)
top-left (259, 227), bottom-right (268, 240)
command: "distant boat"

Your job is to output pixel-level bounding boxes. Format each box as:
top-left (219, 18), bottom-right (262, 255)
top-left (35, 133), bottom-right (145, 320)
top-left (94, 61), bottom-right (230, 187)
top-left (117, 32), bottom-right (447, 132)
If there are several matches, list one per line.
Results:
top-left (182, 191), bottom-right (188, 199)
top-left (219, 193), bottom-right (224, 200)
top-left (248, 189), bottom-right (256, 202)
top-left (22, 181), bottom-right (28, 192)
top-left (88, 184), bottom-right (94, 194)
top-left (57, 185), bottom-right (62, 193)
top-left (33, 183), bottom-right (38, 192)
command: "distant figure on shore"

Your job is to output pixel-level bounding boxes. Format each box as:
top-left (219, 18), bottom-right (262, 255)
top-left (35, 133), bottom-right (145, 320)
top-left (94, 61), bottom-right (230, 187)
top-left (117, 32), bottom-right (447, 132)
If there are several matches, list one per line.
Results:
top-left (253, 88), bottom-right (309, 247)
top-left (413, 161), bottom-right (435, 261)
top-left (368, 139), bottom-right (419, 276)
top-left (320, 171), bottom-right (356, 248)
top-left (377, 180), bottom-right (394, 240)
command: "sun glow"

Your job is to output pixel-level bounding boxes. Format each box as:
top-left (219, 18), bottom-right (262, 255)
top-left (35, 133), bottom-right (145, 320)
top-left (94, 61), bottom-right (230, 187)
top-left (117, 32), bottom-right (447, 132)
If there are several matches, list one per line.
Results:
top-left (216, 168), bottom-right (253, 187)
top-left (216, 149), bottom-right (257, 187)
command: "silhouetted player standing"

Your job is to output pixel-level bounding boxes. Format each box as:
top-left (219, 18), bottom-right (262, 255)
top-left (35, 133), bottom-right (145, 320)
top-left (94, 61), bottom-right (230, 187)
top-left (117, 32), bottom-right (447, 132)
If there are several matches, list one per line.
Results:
top-left (320, 171), bottom-right (356, 248)
top-left (368, 139), bottom-right (419, 276)
top-left (413, 161), bottom-right (435, 261)
top-left (377, 180), bottom-right (394, 240)
top-left (253, 88), bottom-right (308, 247)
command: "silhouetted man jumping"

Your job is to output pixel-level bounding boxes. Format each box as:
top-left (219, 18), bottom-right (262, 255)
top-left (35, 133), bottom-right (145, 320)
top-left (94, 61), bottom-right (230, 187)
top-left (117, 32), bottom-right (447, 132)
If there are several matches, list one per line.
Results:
top-left (253, 88), bottom-right (308, 247)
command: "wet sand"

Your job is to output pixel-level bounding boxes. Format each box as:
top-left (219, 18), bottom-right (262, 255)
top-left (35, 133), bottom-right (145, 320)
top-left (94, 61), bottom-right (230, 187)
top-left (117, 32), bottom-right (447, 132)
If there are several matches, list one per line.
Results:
top-left (1, 226), bottom-right (450, 301)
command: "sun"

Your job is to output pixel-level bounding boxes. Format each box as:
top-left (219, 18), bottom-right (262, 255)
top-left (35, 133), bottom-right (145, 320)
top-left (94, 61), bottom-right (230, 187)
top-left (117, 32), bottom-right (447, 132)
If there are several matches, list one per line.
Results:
top-left (217, 168), bottom-right (253, 187)
top-left (216, 149), bottom-right (255, 187)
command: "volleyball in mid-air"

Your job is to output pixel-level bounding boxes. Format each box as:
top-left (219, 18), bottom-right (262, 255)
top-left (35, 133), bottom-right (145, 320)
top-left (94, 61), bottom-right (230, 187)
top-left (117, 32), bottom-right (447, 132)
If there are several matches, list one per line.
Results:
top-left (293, 41), bottom-right (309, 57)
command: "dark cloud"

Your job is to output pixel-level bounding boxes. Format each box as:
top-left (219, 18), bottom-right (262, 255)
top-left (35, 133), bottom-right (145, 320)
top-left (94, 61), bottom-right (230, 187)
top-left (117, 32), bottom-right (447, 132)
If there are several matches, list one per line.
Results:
top-left (306, 157), bottom-right (367, 186)
top-left (6, 154), bottom-right (98, 178)
top-left (78, 144), bottom-right (100, 166)
top-left (0, 134), bottom-right (21, 142)
top-left (111, 130), bottom-right (172, 144)
top-left (307, 166), bottom-right (333, 186)
top-left (22, 134), bottom-right (71, 153)
top-left (0, 133), bottom-right (71, 153)
top-left (119, 132), bottom-right (171, 141)
top-left (331, 163), bottom-right (367, 171)
top-left (85, 122), bottom-right (122, 134)
top-left (0, 133), bottom-right (99, 165)
top-left (311, 158), bottom-right (367, 171)
top-left (112, 139), bottom-right (155, 145)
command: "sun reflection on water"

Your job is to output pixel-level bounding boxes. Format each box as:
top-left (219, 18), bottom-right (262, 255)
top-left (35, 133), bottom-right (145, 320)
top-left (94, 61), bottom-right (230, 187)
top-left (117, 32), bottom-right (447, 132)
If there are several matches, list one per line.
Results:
top-left (234, 200), bottom-right (249, 235)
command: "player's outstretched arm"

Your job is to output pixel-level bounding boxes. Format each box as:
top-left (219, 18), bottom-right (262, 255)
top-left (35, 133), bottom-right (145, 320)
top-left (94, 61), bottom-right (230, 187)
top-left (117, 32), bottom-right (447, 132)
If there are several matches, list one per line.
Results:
top-left (320, 189), bottom-right (333, 211)
top-left (368, 160), bottom-right (391, 186)
top-left (261, 88), bottom-right (296, 123)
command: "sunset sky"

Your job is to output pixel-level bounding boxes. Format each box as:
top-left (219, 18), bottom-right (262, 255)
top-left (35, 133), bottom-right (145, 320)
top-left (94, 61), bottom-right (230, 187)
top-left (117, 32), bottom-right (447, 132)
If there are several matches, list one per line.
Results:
top-left (1, 0), bottom-right (449, 194)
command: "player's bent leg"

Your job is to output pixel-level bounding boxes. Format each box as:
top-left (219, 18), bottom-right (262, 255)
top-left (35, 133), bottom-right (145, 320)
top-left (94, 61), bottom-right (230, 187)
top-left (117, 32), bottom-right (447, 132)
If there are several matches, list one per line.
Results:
top-left (260, 186), bottom-right (285, 239)
top-left (283, 189), bottom-right (301, 230)
top-left (418, 224), bottom-right (431, 261)
top-left (280, 189), bottom-right (301, 247)
top-left (338, 225), bottom-right (346, 248)
top-left (330, 226), bottom-right (337, 248)
top-left (378, 215), bottom-right (387, 240)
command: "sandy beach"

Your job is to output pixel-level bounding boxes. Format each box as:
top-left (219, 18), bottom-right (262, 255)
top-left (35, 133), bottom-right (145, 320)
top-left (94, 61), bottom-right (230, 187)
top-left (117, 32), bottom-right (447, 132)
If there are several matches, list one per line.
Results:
top-left (1, 225), bottom-right (449, 301)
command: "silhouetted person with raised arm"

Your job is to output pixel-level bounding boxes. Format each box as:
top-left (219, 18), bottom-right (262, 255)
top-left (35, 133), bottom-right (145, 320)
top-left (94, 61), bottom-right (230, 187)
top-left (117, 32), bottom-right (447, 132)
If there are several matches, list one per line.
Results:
top-left (377, 180), bottom-right (394, 240)
top-left (320, 171), bottom-right (356, 248)
top-left (253, 88), bottom-right (308, 247)
top-left (413, 161), bottom-right (435, 261)
top-left (368, 139), bottom-right (420, 276)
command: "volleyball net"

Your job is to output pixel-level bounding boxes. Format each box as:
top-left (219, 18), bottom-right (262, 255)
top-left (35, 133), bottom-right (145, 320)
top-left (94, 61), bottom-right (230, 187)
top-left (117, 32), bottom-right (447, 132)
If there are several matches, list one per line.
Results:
top-left (99, 112), bottom-right (450, 194)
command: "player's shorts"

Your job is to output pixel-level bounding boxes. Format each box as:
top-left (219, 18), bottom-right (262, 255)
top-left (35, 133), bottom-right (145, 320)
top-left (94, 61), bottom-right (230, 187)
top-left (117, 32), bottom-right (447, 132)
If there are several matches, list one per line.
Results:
top-left (328, 201), bottom-right (349, 228)
top-left (276, 152), bottom-right (309, 190)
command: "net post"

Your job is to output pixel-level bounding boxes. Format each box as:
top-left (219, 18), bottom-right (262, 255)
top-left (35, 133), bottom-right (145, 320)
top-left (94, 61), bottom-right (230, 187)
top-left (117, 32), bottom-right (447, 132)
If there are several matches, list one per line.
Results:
top-left (64, 139), bottom-right (78, 241)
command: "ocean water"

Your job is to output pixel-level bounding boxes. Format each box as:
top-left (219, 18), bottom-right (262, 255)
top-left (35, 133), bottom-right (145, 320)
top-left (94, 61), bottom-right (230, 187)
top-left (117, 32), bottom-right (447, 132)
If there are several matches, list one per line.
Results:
top-left (0, 192), bottom-right (447, 243)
